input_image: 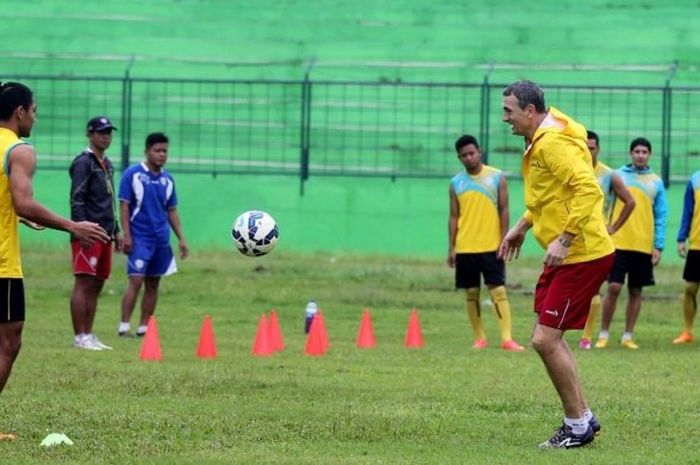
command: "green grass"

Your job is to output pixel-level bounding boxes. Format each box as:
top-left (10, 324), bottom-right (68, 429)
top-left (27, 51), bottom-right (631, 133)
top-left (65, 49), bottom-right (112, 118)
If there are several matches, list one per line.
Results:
top-left (1, 247), bottom-right (698, 464)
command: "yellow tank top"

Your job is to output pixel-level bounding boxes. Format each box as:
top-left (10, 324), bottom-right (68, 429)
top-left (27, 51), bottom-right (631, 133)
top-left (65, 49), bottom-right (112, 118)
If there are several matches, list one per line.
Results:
top-left (451, 165), bottom-right (502, 253)
top-left (0, 127), bottom-right (26, 278)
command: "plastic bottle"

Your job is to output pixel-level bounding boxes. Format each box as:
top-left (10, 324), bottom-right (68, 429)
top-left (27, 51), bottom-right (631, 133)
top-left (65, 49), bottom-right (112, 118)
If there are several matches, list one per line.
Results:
top-left (304, 299), bottom-right (318, 334)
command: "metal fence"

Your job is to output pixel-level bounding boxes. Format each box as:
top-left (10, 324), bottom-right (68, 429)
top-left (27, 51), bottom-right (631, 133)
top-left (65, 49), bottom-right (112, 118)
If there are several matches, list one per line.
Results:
top-left (5, 74), bottom-right (699, 191)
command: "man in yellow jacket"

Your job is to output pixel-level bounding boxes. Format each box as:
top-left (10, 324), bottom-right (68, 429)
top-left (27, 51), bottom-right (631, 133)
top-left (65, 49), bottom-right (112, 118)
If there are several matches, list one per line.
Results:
top-left (499, 80), bottom-right (615, 449)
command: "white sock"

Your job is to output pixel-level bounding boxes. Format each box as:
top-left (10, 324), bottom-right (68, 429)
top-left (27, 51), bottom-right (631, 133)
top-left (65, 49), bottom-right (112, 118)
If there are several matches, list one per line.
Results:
top-left (621, 331), bottom-right (633, 341)
top-left (583, 408), bottom-right (593, 422)
top-left (564, 416), bottom-right (589, 435)
top-left (75, 333), bottom-right (86, 342)
top-left (119, 322), bottom-right (130, 333)
top-left (137, 325), bottom-right (148, 335)
top-left (598, 330), bottom-right (609, 339)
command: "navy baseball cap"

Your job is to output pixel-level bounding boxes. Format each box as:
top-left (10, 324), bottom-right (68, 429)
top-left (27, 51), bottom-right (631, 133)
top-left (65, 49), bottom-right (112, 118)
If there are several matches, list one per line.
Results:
top-left (86, 116), bottom-right (117, 132)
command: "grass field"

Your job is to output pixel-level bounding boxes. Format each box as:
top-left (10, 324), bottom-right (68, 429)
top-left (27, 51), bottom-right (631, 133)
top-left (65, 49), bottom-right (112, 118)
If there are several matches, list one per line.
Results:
top-left (1, 247), bottom-right (698, 464)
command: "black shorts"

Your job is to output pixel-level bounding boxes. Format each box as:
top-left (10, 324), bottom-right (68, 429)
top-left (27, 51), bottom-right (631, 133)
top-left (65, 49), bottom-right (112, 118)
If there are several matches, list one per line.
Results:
top-left (0, 278), bottom-right (25, 323)
top-left (455, 252), bottom-right (505, 289)
top-left (608, 250), bottom-right (655, 288)
top-left (683, 250), bottom-right (700, 282)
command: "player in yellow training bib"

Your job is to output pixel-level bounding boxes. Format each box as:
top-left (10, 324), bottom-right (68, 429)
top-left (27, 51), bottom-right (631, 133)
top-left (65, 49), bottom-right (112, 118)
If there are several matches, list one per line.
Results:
top-left (447, 134), bottom-right (524, 352)
top-left (578, 130), bottom-right (635, 349)
top-left (673, 170), bottom-right (700, 344)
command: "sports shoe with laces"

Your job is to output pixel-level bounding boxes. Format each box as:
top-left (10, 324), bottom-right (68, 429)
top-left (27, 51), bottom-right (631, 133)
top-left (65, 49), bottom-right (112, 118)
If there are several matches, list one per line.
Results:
top-left (589, 415), bottom-right (601, 435)
top-left (620, 339), bottom-right (639, 350)
top-left (594, 337), bottom-right (608, 349)
top-left (672, 331), bottom-right (694, 344)
top-left (501, 339), bottom-right (525, 352)
top-left (538, 424), bottom-right (594, 449)
top-left (579, 338), bottom-right (592, 350)
top-left (74, 334), bottom-right (102, 351)
top-left (89, 334), bottom-right (113, 350)
top-left (472, 338), bottom-right (488, 349)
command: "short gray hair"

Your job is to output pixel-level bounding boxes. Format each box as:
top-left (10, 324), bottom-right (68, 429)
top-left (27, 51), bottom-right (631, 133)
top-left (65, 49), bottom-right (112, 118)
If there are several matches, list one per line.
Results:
top-left (502, 80), bottom-right (546, 113)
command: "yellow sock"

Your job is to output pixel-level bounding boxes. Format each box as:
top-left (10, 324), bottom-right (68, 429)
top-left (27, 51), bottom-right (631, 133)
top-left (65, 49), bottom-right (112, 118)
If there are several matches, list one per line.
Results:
top-left (489, 285), bottom-right (513, 342)
top-left (683, 282), bottom-right (698, 334)
top-left (582, 295), bottom-right (601, 341)
top-left (466, 288), bottom-right (486, 340)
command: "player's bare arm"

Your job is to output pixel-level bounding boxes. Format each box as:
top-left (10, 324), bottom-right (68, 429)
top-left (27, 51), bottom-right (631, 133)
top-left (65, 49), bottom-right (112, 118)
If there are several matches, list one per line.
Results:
top-left (498, 175), bottom-right (509, 242)
top-left (120, 200), bottom-right (133, 254)
top-left (168, 207), bottom-right (189, 259)
top-left (608, 173), bottom-right (636, 234)
top-left (447, 185), bottom-right (459, 268)
top-left (9, 144), bottom-right (109, 246)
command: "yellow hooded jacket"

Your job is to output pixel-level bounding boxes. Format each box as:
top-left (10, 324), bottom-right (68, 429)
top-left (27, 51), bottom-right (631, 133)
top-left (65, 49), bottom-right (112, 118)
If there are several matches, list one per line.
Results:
top-left (521, 107), bottom-right (614, 264)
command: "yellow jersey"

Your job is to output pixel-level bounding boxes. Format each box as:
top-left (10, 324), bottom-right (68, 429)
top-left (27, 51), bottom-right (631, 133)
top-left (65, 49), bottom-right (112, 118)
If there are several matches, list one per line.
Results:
top-left (521, 107), bottom-right (614, 264)
top-left (451, 165), bottom-right (503, 253)
top-left (678, 171), bottom-right (700, 251)
top-left (611, 164), bottom-right (667, 254)
top-left (0, 127), bottom-right (26, 278)
top-left (594, 162), bottom-right (615, 224)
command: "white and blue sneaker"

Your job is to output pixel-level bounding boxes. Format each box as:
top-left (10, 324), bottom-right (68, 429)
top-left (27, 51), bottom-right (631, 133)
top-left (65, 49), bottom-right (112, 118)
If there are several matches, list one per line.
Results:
top-left (88, 334), bottom-right (113, 350)
top-left (73, 334), bottom-right (102, 351)
top-left (538, 424), bottom-right (595, 449)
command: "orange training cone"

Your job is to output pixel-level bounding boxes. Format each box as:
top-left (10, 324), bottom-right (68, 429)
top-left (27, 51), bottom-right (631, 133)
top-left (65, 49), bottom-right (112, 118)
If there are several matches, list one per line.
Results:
top-left (196, 314), bottom-right (217, 359)
top-left (404, 309), bottom-right (424, 348)
top-left (268, 309), bottom-right (285, 352)
top-left (317, 309), bottom-right (329, 350)
top-left (356, 308), bottom-right (377, 348)
top-left (140, 316), bottom-right (162, 361)
top-left (304, 313), bottom-right (326, 356)
top-left (252, 314), bottom-right (273, 356)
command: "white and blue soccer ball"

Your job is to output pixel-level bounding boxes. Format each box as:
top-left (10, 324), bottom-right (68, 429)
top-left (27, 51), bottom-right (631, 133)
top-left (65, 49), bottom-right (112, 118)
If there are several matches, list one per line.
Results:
top-left (231, 210), bottom-right (279, 257)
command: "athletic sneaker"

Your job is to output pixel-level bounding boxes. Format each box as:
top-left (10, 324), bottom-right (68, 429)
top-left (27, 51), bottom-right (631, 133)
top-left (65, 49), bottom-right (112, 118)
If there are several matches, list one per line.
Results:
top-left (89, 334), bottom-right (113, 350)
top-left (594, 337), bottom-right (608, 349)
top-left (501, 340), bottom-right (525, 352)
top-left (472, 339), bottom-right (488, 349)
top-left (672, 331), bottom-right (694, 344)
top-left (620, 339), bottom-right (639, 350)
top-left (589, 415), bottom-right (601, 435)
top-left (579, 338), bottom-right (592, 350)
top-left (73, 334), bottom-right (102, 351)
top-left (538, 424), bottom-right (595, 449)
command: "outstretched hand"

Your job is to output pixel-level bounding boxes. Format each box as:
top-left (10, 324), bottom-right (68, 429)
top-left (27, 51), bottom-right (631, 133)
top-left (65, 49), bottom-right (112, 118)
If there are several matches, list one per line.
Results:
top-left (498, 227), bottom-right (526, 261)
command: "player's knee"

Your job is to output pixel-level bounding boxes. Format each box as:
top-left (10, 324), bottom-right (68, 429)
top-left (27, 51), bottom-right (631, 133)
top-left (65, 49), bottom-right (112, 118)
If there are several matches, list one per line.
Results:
top-left (488, 285), bottom-right (508, 303)
top-left (466, 287), bottom-right (479, 302)
top-left (685, 281), bottom-right (699, 296)
top-left (530, 328), bottom-right (558, 354)
top-left (607, 283), bottom-right (622, 297)
top-left (0, 335), bottom-right (21, 360)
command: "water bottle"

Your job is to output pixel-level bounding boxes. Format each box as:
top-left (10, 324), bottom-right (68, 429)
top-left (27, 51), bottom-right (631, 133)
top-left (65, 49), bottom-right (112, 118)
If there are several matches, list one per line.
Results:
top-left (304, 299), bottom-right (318, 334)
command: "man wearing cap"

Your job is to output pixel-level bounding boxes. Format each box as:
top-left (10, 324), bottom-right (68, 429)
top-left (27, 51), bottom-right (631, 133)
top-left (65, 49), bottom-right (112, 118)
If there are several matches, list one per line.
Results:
top-left (68, 116), bottom-right (123, 350)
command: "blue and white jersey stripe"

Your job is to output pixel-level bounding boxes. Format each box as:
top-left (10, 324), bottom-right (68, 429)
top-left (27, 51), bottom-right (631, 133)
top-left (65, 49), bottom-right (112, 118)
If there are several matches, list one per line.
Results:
top-left (119, 162), bottom-right (178, 246)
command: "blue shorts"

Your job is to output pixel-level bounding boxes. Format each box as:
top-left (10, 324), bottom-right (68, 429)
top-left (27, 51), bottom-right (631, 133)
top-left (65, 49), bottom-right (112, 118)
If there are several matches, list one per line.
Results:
top-left (127, 243), bottom-right (177, 277)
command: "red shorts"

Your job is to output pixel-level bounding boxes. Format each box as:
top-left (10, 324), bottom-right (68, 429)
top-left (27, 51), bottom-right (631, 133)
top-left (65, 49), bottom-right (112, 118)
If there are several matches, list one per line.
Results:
top-left (534, 253), bottom-right (614, 330)
top-left (71, 240), bottom-right (112, 280)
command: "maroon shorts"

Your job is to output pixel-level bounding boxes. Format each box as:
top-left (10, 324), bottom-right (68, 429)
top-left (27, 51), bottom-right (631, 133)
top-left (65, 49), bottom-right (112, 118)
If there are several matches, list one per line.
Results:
top-left (71, 240), bottom-right (112, 280)
top-left (534, 253), bottom-right (614, 330)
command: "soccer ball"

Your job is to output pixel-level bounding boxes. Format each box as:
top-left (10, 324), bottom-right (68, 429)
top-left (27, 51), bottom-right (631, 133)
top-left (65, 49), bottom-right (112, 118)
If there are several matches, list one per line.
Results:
top-left (231, 210), bottom-right (279, 257)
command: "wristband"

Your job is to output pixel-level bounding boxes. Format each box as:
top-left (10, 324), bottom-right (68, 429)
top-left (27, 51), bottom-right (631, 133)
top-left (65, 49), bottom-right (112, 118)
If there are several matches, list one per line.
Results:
top-left (558, 236), bottom-right (572, 247)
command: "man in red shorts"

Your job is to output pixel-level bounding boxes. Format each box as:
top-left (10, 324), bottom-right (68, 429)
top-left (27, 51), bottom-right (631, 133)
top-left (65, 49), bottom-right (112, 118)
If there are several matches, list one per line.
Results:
top-left (499, 81), bottom-right (615, 449)
top-left (69, 117), bottom-right (123, 350)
